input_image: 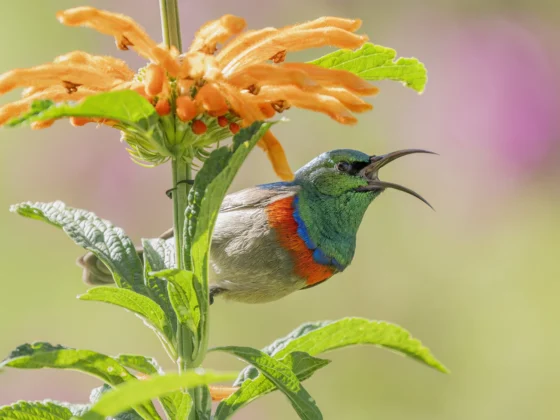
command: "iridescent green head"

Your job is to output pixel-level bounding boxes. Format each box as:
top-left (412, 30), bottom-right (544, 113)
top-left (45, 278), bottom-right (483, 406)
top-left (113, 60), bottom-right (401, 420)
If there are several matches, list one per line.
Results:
top-left (294, 148), bottom-right (435, 208)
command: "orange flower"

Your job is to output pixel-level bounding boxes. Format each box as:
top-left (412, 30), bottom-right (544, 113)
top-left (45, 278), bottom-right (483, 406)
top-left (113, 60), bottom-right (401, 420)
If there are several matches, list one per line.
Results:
top-left (0, 7), bottom-right (379, 180)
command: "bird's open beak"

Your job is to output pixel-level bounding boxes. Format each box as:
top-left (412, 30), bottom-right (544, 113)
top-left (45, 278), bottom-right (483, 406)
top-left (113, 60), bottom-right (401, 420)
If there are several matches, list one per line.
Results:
top-left (356, 149), bottom-right (436, 210)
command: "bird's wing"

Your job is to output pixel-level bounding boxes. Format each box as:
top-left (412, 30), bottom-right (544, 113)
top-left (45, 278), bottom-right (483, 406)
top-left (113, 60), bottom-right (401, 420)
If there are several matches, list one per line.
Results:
top-left (157, 183), bottom-right (300, 240)
top-left (220, 183), bottom-right (300, 213)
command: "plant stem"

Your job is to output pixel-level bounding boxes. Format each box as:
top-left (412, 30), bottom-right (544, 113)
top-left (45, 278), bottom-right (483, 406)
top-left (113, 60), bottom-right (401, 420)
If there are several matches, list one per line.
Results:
top-left (171, 158), bottom-right (190, 270)
top-left (159, 0), bottom-right (182, 51)
top-left (160, 0), bottom-right (193, 371)
top-left (159, 4), bottom-right (210, 418)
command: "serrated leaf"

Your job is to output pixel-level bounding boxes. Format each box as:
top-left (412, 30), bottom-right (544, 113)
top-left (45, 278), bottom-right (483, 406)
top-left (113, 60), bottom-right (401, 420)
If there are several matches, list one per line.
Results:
top-left (184, 121), bottom-right (273, 364)
top-left (142, 238), bottom-right (176, 271)
top-left (216, 352), bottom-right (329, 420)
top-left (240, 318), bottom-right (448, 383)
top-left (235, 322), bottom-right (329, 384)
top-left (78, 287), bottom-right (174, 352)
top-left (142, 238), bottom-right (177, 334)
top-left (10, 201), bottom-right (145, 293)
top-left (89, 385), bottom-right (144, 420)
top-left (78, 370), bottom-right (236, 420)
top-left (7, 91), bottom-right (158, 130)
top-left (211, 346), bottom-right (322, 420)
top-left (153, 269), bottom-right (200, 334)
top-left (158, 391), bottom-right (192, 420)
top-left (0, 343), bottom-right (160, 420)
top-left (0, 401), bottom-right (73, 420)
top-left (309, 43), bottom-right (428, 93)
top-left (115, 354), bottom-right (163, 376)
top-left (114, 354), bottom-right (191, 420)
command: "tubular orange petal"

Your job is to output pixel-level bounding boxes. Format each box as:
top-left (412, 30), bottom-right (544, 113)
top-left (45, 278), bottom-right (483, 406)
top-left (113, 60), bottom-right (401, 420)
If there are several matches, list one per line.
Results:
top-left (281, 63), bottom-right (379, 95)
top-left (57, 7), bottom-right (178, 74)
top-left (195, 83), bottom-right (229, 115)
top-left (176, 95), bottom-right (198, 122)
top-left (144, 63), bottom-right (165, 96)
top-left (0, 87), bottom-right (98, 125)
top-left (258, 102), bottom-right (276, 118)
top-left (257, 131), bottom-right (294, 180)
top-left (216, 28), bottom-right (278, 67)
top-left (189, 15), bottom-right (246, 54)
top-left (209, 386), bottom-right (239, 402)
top-left (155, 98), bottom-right (171, 116)
top-left (254, 85), bottom-right (358, 124)
top-left (286, 17), bottom-right (362, 32)
top-left (70, 117), bottom-right (92, 126)
top-left (177, 79), bottom-right (195, 96)
top-left (319, 87), bottom-right (373, 112)
top-left (30, 119), bottom-right (56, 130)
top-left (54, 51), bottom-right (135, 81)
top-left (226, 63), bottom-right (316, 90)
top-left (223, 28), bottom-right (368, 74)
top-left (149, 46), bottom-right (180, 76)
top-left (179, 52), bottom-right (219, 79)
top-left (0, 63), bottom-right (121, 95)
top-left (216, 82), bottom-right (259, 121)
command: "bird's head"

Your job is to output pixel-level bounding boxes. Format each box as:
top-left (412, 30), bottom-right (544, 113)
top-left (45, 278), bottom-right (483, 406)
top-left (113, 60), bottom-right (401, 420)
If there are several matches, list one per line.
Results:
top-left (294, 149), bottom-right (435, 208)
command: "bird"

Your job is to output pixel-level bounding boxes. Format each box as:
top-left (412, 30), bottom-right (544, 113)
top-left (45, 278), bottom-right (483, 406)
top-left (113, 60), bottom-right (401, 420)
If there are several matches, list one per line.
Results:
top-left (77, 149), bottom-right (434, 304)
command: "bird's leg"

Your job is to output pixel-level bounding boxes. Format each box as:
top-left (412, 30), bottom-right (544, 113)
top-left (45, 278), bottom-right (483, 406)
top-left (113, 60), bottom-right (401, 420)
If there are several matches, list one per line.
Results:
top-left (209, 285), bottom-right (225, 305)
top-left (166, 179), bottom-right (195, 198)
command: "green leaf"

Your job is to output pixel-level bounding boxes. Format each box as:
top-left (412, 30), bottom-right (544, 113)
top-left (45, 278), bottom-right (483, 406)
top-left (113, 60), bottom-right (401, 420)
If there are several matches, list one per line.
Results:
top-left (309, 43), bottom-right (428, 93)
top-left (7, 90), bottom-right (158, 130)
top-left (184, 121), bottom-right (273, 364)
top-left (216, 352), bottom-right (329, 420)
top-left (1, 343), bottom-right (135, 383)
top-left (78, 287), bottom-right (175, 354)
top-left (89, 385), bottom-right (143, 420)
top-left (142, 238), bottom-right (176, 271)
top-left (78, 370), bottom-right (236, 420)
top-left (240, 318), bottom-right (448, 382)
top-left (114, 354), bottom-right (192, 420)
top-left (0, 343), bottom-right (160, 420)
top-left (154, 269), bottom-right (200, 335)
top-left (115, 354), bottom-right (163, 376)
top-left (211, 346), bottom-right (323, 420)
top-left (190, 386), bottom-right (212, 420)
top-left (10, 201), bottom-right (145, 293)
top-left (235, 322), bottom-right (328, 384)
top-left (0, 401), bottom-right (73, 420)
top-left (142, 238), bottom-right (177, 334)
top-left (158, 391), bottom-right (192, 420)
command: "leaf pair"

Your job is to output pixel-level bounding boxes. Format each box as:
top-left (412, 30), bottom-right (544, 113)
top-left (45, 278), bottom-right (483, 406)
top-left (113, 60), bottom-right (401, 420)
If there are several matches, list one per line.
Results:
top-left (214, 318), bottom-right (448, 419)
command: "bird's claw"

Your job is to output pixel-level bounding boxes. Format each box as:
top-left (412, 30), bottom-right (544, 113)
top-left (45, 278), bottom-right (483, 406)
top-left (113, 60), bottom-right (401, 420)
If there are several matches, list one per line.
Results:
top-left (166, 179), bottom-right (195, 198)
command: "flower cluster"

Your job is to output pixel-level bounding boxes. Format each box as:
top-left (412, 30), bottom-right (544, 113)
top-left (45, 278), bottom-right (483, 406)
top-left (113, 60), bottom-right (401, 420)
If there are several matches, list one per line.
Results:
top-left (0, 7), bottom-right (379, 179)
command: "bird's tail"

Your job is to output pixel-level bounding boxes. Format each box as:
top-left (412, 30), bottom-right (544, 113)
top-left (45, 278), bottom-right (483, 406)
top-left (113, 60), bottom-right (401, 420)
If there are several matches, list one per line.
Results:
top-left (76, 229), bottom-right (175, 285)
top-left (76, 252), bottom-right (120, 285)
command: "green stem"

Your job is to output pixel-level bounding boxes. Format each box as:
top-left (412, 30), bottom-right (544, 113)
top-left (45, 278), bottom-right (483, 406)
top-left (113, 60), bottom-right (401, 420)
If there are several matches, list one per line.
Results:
top-left (171, 158), bottom-right (190, 270)
top-left (159, 3), bottom-right (210, 417)
top-left (159, 0), bottom-right (182, 51)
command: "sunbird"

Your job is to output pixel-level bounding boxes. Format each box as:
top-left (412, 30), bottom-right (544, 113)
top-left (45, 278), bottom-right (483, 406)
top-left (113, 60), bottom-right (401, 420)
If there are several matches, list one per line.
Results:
top-left (78, 149), bottom-right (434, 303)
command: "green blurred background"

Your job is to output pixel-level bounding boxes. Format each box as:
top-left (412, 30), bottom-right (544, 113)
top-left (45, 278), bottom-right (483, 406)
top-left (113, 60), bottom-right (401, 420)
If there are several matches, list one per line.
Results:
top-left (1, 1), bottom-right (559, 419)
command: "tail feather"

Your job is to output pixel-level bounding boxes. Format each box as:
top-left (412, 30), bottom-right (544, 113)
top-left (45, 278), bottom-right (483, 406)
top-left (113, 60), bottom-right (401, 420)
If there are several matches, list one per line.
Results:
top-left (76, 230), bottom-right (173, 286)
top-left (76, 253), bottom-right (115, 285)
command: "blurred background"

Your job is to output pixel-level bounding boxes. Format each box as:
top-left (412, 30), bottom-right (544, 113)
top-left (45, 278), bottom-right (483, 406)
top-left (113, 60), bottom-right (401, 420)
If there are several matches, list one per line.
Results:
top-left (1, 1), bottom-right (559, 419)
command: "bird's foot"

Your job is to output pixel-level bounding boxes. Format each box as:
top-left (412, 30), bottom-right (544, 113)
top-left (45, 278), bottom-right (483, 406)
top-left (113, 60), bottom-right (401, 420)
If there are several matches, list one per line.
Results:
top-left (166, 179), bottom-right (195, 198)
top-left (209, 286), bottom-right (225, 305)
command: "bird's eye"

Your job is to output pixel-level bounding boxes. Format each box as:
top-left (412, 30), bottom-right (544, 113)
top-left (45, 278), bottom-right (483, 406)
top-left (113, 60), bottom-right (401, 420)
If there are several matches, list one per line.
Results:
top-left (336, 161), bottom-right (351, 172)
